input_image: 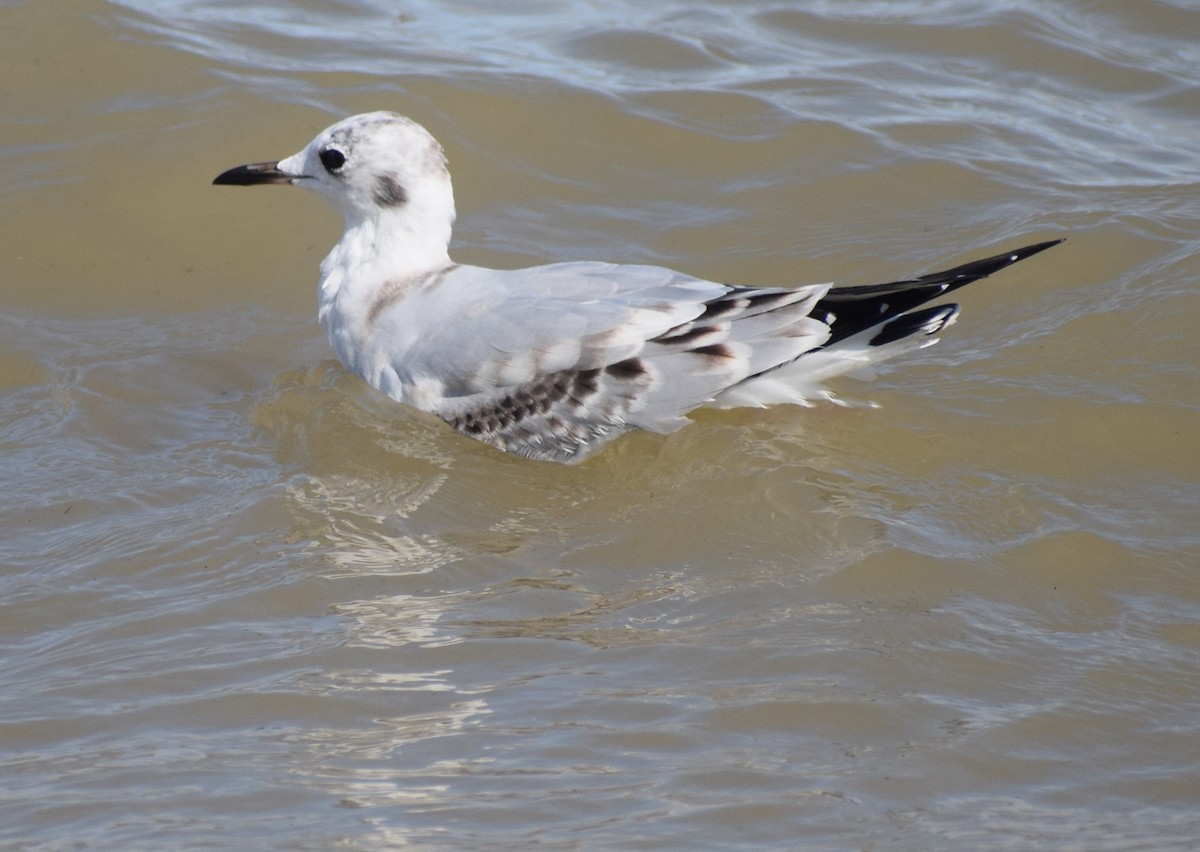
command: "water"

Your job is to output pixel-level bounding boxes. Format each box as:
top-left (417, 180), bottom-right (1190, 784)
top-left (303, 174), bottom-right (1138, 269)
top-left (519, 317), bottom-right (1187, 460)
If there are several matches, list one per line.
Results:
top-left (2, 0), bottom-right (1198, 848)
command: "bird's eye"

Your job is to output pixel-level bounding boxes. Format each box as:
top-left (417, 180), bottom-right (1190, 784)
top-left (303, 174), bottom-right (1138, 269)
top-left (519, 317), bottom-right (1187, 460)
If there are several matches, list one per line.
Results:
top-left (319, 148), bottom-right (346, 174)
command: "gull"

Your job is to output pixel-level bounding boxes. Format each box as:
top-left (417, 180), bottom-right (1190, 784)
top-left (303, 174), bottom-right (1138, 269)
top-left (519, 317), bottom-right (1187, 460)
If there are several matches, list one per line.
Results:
top-left (214, 111), bottom-right (1060, 463)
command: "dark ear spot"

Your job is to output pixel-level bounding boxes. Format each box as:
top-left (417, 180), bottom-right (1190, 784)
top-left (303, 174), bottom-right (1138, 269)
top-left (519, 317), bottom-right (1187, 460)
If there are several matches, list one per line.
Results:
top-left (373, 175), bottom-right (407, 207)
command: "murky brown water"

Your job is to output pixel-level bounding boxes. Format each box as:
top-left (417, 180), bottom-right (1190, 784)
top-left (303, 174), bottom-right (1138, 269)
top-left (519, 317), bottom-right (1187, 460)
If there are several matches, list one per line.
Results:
top-left (3, 1), bottom-right (1198, 848)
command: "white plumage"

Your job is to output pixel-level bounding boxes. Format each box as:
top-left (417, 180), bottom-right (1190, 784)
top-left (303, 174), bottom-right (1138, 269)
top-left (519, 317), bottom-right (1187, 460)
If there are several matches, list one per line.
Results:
top-left (215, 111), bottom-right (1060, 462)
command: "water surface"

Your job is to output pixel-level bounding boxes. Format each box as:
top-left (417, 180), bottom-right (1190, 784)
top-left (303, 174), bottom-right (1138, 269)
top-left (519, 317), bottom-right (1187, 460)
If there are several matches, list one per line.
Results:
top-left (2, 0), bottom-right (1198, 848)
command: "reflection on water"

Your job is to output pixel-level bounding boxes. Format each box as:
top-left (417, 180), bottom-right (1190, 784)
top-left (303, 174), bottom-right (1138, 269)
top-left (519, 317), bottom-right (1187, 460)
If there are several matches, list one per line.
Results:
top-left (3, 0), bottom-right (1200, 847)
top-left (291, 472), bottom-right (455, 576)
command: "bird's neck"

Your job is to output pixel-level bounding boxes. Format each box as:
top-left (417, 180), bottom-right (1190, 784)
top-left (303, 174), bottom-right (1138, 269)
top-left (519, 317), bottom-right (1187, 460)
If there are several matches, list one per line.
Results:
top-left (315, 209), bottom-right (454, 381)
top-left (317, 211), bottom-right (452, 327)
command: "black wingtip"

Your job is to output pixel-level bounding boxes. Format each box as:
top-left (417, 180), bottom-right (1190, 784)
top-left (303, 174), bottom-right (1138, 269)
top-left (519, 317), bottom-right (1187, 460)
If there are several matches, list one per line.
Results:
top-left (929, 237), bottom-right (1065, 285)
top-left (1001, 237), bottom-right (1066, 266)
top-left (1014, 238), bottom-right (1065, 254)
top-left (815, 237), bottom-right (1063, 350)
top-left (869, 304), bottom-right (959, 347)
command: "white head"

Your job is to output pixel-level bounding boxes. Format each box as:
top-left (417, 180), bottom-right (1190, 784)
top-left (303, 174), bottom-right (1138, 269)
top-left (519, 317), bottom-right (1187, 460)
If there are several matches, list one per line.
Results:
top-left (215, 111), bottom-right (456, 249)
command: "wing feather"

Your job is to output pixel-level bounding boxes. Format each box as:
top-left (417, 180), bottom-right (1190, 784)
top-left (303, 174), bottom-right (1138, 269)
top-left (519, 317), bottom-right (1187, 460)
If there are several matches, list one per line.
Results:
top-left (357, 242), bottom-right (1061, 461)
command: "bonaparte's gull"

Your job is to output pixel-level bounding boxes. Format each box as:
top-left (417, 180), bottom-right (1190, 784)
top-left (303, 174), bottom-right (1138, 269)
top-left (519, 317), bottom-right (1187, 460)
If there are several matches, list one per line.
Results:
top-left (215, 111), bottom-right (1060, 462)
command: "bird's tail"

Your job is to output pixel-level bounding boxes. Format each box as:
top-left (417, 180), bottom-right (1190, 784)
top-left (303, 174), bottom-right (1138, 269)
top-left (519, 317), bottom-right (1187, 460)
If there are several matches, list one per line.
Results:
top-left (712, 239), bottom-right (1063, 408)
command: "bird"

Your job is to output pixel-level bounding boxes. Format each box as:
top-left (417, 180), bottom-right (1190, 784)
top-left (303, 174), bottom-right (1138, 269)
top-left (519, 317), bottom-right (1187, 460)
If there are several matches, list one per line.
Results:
top-left (214, 111), bottom-right (1061, 463)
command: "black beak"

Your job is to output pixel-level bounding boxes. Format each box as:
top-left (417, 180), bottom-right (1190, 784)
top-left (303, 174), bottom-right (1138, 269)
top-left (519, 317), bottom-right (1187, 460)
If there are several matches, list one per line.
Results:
top-left (213, 161), bottom-right (295, 186)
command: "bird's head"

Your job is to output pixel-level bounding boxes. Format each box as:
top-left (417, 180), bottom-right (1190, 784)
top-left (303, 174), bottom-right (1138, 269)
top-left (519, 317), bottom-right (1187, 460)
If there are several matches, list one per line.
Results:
top-left (214, 111), bottom-right (456, 231)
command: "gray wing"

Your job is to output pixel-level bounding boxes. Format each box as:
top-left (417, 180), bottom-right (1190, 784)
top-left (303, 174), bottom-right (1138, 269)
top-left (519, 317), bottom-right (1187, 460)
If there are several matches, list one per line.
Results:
top-left (371, 261), bottom-right (831, 462)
